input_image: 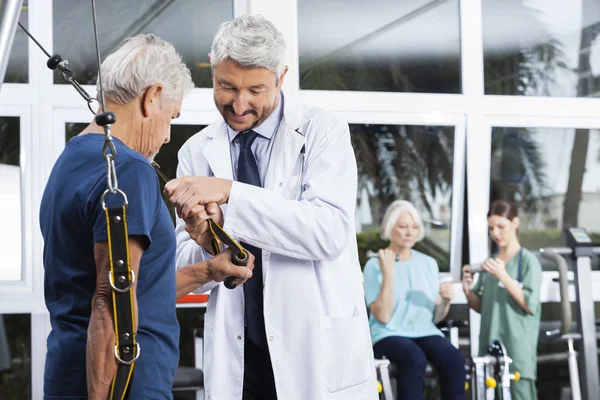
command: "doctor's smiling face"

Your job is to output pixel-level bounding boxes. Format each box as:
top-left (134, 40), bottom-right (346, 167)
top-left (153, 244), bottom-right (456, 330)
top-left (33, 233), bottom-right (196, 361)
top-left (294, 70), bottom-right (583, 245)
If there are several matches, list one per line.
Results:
top-left (212, 58), bottom-right (288, 132)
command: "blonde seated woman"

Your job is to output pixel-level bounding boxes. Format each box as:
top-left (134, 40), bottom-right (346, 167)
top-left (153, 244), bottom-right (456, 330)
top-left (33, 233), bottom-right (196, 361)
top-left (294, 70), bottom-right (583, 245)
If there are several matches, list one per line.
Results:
top-left (363, 200), bottom-right (465, 400)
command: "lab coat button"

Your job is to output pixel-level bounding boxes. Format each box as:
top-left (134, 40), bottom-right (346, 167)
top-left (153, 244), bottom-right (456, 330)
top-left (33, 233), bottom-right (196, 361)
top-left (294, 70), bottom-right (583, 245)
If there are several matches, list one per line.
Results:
top-left (237, 335), bottom-right (242, 340)
top-left (269, 336), bottom-right (274, 341)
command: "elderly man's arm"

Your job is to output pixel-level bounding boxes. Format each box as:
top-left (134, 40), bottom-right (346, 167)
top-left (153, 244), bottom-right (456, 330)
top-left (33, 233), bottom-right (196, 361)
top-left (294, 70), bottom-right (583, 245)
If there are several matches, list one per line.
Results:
top-left (87, 237), bottom-right (144, 400)
top-left (175, 249), bottom-right (254, 299)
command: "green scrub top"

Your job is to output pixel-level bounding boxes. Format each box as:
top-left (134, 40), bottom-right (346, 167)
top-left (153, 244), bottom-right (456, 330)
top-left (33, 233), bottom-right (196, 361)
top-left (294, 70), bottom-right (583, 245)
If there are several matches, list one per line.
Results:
top-left (471, 247), bottom-right (542, 380)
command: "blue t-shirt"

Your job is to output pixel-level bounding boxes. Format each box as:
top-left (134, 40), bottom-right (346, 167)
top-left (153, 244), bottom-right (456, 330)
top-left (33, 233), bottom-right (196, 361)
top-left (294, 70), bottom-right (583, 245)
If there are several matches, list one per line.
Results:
top-left (40, 134), bottom-right (179, 399)
top-left (363, 250), bottom-right (443, 345)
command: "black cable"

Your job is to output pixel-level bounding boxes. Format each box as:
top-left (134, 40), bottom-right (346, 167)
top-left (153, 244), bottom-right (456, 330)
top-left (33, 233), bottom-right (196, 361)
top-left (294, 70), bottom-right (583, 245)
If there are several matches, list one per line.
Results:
top-left (17, 22), bottom-right (51, 58)
top-left (90, 0), bottom-right (106, 114)
top-left (17, 21), bottom-right (97, 112)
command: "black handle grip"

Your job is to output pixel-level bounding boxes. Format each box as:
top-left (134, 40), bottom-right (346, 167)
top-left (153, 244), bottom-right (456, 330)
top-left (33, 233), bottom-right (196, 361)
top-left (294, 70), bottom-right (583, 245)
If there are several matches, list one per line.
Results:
top-left (95, 111), bottom-right (116, 126)
top-left (47, 54), bottom-right (63, 70)
top-left (224, 277), bottom-right (236, 289)
top-left (224, 251), bottom-right (248, 289)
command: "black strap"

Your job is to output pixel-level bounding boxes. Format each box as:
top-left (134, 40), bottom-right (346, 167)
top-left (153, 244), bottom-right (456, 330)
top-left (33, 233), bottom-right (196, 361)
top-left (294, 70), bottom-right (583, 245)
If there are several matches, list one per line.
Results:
top-left (106, 205), bottom-right (139, 400)
top-left (149, 162), bottom-right (248, 289)
top-left (208, 218), bottom-right (249, 289)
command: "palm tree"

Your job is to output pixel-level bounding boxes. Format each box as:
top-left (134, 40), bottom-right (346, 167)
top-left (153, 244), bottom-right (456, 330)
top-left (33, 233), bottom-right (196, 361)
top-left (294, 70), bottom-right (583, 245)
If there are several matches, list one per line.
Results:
top-left (490, 128), bottom-right (552, 215)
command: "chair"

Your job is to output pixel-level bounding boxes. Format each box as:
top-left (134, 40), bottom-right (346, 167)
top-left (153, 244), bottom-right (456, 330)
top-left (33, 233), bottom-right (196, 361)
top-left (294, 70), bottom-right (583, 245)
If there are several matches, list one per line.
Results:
top-left (173, 329), bottom-right (204, 400)
top-left (376, 319), bottom-right (469, 400)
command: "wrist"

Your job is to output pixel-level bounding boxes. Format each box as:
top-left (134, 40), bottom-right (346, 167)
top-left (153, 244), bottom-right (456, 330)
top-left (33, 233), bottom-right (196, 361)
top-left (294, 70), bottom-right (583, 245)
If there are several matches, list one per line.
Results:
top-left (439, 297), bottom-right (451, 305)
top-left (498, 271), bottom-right (511, 284)
top-left (223, 179), bottom-right (233, 203)
top-left (381, 270), bottom-right (394, 281)
top-left (193, 260), bottom-right (210, 285)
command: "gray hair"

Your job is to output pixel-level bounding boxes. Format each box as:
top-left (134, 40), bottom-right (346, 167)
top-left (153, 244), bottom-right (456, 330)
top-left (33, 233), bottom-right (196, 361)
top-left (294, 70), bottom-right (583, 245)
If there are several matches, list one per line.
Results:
top-left (380, 200), bottom-right (426, 242)
top-left (210, 14), bottom-right (286, 78)
top-left (97, 34), bottom-right (194, 105)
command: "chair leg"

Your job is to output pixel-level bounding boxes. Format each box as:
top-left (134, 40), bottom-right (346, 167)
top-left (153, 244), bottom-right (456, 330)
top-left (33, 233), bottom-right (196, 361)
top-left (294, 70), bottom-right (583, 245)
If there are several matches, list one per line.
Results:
top-left (375, 359), bottom-right (394, 400)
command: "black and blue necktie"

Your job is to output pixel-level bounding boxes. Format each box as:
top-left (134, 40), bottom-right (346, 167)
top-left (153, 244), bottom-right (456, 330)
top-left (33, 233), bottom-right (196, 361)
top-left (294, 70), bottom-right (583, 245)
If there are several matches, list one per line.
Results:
top-left (237, 130), bottom-right (268, 351)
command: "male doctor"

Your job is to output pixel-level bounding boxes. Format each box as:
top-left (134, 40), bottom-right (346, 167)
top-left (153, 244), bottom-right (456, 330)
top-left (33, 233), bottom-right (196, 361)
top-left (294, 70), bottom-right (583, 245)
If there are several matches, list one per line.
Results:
top-left (164, 14), bottom-right (377, 400)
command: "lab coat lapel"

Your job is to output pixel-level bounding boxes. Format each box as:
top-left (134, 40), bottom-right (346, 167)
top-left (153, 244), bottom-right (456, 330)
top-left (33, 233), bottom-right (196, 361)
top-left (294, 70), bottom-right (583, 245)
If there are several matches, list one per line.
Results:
top-left (202, 122), bottom-right (233, 180)
top-left (264, 98), bottom-right (307, 191)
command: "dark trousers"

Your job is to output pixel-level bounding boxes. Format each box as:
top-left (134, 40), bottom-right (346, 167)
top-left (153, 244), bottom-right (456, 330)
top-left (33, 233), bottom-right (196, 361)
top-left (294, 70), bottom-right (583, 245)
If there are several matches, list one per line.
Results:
top-left (243, 335), bottom-right (278, 400)
top-left (374, 335), bottom-right (466, 400)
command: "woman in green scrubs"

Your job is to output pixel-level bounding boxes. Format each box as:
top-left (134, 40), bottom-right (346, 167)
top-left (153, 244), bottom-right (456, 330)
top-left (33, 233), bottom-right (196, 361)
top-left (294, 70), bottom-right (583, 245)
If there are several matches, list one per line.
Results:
top-left (462, 200), bottom-right (542, 400)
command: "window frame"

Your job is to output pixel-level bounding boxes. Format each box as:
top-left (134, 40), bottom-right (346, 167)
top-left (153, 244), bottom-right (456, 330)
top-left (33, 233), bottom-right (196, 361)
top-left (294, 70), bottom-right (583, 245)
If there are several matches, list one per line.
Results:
top-left (0, 105), bottom-right (33, 298)
top-left (333, 111), bottom-right (466, 280)
top-left (2, 2), bottom-right (600, 396)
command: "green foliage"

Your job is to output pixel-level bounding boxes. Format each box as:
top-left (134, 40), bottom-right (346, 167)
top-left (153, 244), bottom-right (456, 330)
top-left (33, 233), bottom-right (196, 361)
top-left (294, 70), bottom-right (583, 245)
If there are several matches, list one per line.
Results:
top-left (520, 229), bottom-right (600, 250)
top-left (356, 230), bottom-right (450, 272)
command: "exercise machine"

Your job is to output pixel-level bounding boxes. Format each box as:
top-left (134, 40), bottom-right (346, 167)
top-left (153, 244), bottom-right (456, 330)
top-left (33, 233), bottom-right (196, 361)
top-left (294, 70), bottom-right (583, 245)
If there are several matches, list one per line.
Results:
top-left (539, 246), bottom-right (581, 400)
top-left (469, 340), bottom-right (520, 400)
top-left (539, 227), bottom-right (600, 400)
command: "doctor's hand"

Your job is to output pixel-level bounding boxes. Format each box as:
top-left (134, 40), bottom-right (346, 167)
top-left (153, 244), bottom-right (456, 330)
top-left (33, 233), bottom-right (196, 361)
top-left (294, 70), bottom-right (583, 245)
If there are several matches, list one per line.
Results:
top-left (184, 203), bottom-right (224, 252)
top-left (164, 176), bottom-right (233, 219)
top-left (481, 258), bottom-right (509, 281)
top-left (203, 248), bottom-right (255, 286)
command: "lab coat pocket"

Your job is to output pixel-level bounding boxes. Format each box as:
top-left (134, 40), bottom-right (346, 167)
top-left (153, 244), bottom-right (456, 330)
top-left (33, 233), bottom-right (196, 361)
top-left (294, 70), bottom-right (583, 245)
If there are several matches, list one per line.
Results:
top-left (320, 314), bottom-right (371, 393)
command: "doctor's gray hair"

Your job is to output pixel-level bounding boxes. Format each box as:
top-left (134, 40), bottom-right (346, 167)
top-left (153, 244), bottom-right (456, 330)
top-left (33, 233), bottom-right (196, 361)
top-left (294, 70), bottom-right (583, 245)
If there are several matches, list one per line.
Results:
top-left (380, 200), bottom-right (426, 242)
top-left (97, 34), bottom-right (194, 105)
top-left (210, 14), bottom-right (287, 79)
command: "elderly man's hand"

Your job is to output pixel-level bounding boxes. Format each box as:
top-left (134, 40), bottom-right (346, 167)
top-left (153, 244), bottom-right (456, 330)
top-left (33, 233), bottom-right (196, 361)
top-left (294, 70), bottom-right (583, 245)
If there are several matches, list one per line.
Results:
top-left (184, 203), bottom-right (224, 251)
top-left (203, 248), bottom-right (255, 286)
top-left (164, 176), bottom-right (233, 219)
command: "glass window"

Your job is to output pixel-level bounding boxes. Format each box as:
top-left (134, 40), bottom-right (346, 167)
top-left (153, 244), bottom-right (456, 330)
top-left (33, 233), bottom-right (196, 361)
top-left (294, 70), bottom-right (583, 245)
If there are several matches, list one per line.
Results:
top-left (483, 0), bottom-right (600, 97)
top-left (490, 126), bottom-right (600, 270)
top-left (52, 0), bottom-right (233, 87)
top-left (0, 314), bottom-right (31, 400)
top-left (3, 1), bottom-right (28, 83)
top-left (352, 124), bottom-right (455, 271)
top-left (297, 0), bottom-right (461, 93)
top-left (65, 123), bottom-right (204, 223)
top-left (0, 117), bottom-right (22, 281)
top-left (152, 124), bottom-right (205, 223)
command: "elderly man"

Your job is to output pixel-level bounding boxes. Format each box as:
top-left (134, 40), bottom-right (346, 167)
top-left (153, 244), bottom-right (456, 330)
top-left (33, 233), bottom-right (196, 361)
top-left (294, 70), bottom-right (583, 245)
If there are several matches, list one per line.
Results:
top-left (165, 15), bottom-right (378, 400)
top-left (40, 34), bottom-right (253, 400)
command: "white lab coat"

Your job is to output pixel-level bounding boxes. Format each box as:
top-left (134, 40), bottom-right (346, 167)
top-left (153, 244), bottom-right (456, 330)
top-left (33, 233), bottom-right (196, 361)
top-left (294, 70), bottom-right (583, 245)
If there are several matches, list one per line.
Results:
top-left (175, 96), bottom-right (378, 400)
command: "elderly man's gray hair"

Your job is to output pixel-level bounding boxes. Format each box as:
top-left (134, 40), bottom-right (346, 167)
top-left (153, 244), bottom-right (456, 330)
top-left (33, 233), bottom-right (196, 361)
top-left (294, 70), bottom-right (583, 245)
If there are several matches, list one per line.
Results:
top-left (98, 33), bottom-right (194, 105)
top-left (210, 14), bottom-right (287, 78)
